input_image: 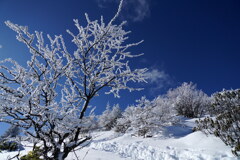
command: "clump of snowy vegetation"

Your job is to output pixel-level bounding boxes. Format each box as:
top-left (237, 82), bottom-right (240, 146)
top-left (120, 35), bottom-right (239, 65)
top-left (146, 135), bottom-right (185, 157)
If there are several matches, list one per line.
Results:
top-left (114, 95), bottom-right (177, 137)
top-left (0, 125), bottom-right (23, 153)
top-left (0, 125), bottom-right (21, 141)
top-left (20, 146), bottom-right (43, 160)
top-left (98, 103), bottom-right (122, 131)
top-left (195, 89), bottom-right (240, 156)
top-left (114, 82), bottom-right (211, 137)
top-left (167, 82), bottom-right (211, 118)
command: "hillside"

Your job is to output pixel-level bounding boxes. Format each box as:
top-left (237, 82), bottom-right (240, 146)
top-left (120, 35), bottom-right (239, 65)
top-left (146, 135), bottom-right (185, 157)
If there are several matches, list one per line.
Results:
top-left (1, 118), bottom-right (237, 160)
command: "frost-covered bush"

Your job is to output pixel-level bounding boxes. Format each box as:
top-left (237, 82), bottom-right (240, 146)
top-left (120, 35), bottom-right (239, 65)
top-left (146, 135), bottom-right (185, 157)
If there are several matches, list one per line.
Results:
top-left (0, 126), bottom-right (23, 152)
top-left (0, 125), bottom-right (20, 141)
top-left (195, 89), bottom-right (240, 156)
top-left (79, 111), bottom-right (99, 133)
top-left (115, 96), bottom-right (177, 137)
top-left (0, 140), bottom-right (23, 152)
top-left (98, 103), bottom-right (122, 131)
top-left (167, 82), bottom-right (210, 118)
top-left (211, 89), bottom-right (240, 115)
top-left (115, 82), bottom-right (211, 137)
top-left (20, 146), bottom-right (43, 160)
top-left (114, 106), bottom-right (138, 133)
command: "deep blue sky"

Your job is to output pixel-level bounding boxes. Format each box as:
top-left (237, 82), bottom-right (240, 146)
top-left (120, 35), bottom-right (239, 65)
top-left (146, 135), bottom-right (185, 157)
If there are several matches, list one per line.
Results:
top-left (0, 0), bottom-right (240, 134)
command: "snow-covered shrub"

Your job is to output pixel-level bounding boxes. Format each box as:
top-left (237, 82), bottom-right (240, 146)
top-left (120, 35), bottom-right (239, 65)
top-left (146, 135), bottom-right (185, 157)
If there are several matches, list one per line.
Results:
top-left (0, 140), bottom-right (23, 152)
top-left (80, 111), bottom-right (98, 133)
top-left (0, 125), bottom-right (20, 141)
top-left (126, 98), bottom-right (152, 137)
top-left (20, 146), bottom-right (43, 160)
top-left (0, 125), bottom-right (22, 153)
top-left (195, 89), bottom-right (240, 156)
top-left (167, 82), bottom-right (210, 118)
top-left (115, 96), bottom-right (177, 137)
top-left (98, 103), bottom-right (122, 131)
top-left (114, 106), bottom-right (138, 133)
top-left (211, 89), bottom-right (240, 115)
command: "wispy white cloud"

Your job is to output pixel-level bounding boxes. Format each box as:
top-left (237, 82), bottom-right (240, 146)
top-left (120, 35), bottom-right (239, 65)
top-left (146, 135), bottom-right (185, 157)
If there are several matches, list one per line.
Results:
top-left (0, 45), bottom-right (2, 49)
top-left (96, 0), bottom-right (151, 22)
top-left (145, 69), bottom-right (167, 84)
top-left (96, 0), bottom-right (113, 8)
top-left (129, 0), bottom-right (150, 22)
top-left (144, 68), bottom-right (173, 94)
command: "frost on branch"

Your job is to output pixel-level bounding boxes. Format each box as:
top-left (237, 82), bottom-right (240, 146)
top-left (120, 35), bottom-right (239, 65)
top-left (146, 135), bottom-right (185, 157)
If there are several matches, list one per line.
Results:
top-left (0, 1), bottom-right (147, 159)
top-left (66, 12), bottom-right (147, 99)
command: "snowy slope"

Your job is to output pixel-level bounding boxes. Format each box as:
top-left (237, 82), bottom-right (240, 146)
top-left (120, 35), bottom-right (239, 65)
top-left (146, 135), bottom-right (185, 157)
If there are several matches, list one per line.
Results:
top-left (87, 131), bottom-right (235, 160)
top-left (0, 118), bottom-right (237, 160)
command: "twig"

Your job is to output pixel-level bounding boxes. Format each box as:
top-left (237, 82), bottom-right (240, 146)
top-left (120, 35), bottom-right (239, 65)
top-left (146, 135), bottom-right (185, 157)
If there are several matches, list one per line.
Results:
top-left (82, 148), bottom-right (90, 160)
top-left (73, 149), bottom-right (79, 160)
top-left (73, 140), bottom-right (92, 152)
top-left (6, 150), bottom-right (21, 160)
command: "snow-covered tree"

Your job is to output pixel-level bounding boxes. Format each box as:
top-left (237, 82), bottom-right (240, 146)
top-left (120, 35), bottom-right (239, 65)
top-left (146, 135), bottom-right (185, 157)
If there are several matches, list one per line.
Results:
top-left (196, 89), bottom-right (240, 156)
top-left (115, 96), bottom-right (177, 137)
top-left (167, 82), bottom-right (210, 118)
top-left (151, 96), bottom-right (177, 126)
top-left (0, 1), bottom-right (147, 159)
top-left (115, 105), bottom-right (142, 134)
top-left (0, 125), bottom-right (21, 140)
top-left (130, 97), bottom-right (158, 137)
top-left (0, 125), bottom-right (22, 154)
top-left (98, 103), bottom-right (122, 131)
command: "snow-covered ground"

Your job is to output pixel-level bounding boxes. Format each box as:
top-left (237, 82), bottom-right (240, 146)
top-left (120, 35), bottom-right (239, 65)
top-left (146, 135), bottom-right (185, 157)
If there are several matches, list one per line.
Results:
top-left (0, 118), bottom-right (237, 160)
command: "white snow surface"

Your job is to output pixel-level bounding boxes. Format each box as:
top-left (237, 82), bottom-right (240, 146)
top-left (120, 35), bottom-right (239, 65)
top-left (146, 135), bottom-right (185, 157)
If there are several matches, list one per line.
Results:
top-left (0, 118), bottom-right (237, 160)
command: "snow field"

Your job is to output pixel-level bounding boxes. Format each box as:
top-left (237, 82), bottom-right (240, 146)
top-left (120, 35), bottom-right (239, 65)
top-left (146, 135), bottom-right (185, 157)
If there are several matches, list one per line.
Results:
top-left (0, 119), bottom-right (238, 160)
top-left (90, 132), bottom-right (236, 160)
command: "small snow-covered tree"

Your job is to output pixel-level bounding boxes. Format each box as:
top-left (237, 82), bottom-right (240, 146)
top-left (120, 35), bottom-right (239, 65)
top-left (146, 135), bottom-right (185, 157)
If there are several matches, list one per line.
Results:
top-left (167, 82), bottom-right (210, 118)
top-left (0, 0), bottom-right (147, 159)
top-left (0, 125), bottom-right (22, 153)
top-left (115, 96), bottom-right (177, 137)
top-left (0, 125), bottom-right (20, 140)
top-left (98, 103), bottom-right (121, 131)
top-left (129, 96), bottom-right (158, 137)
top-left (115, 105), bottom-right (141, 133)
top-left (152, 96), bottom-right (177, 126)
